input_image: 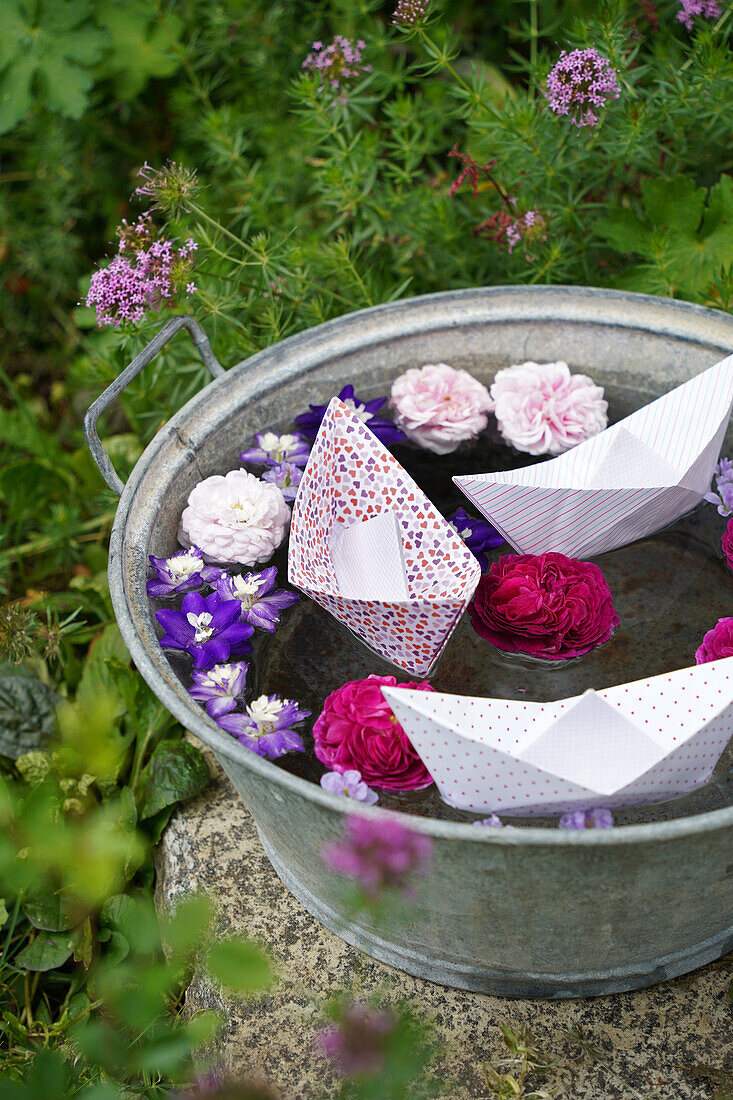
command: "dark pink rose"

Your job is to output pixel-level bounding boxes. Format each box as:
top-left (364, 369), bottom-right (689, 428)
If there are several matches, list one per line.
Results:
top-left (313, 674), bottom-right (434, 791)
top-left (469, 551), bottom-right (619, 660)
top-left (696, 617), bottom-right (733, 664)
top-left (723, 519), bottom-right (733, 570)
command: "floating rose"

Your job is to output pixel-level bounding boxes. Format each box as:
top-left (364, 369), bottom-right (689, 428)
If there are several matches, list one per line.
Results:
top-left (469, 552), bottom-right (618, 660)
top-left (313, 674), bottom-right (434, 791)
top-left (239, 431), bottom-right (311, 467)
top-left (316, 1000), bottom-right (396, 1077)
top-left (217, 694), bottom-right (310, 758)
top-left (390, 362), bottom-right (492, 454)
top-left (489, 360), bottom-right (607, 456)
top-left (188, 661), bottom-right (249, 719)
top-left (178, 468), bottom-right (290, 565)
top-left (695, 617), bottom-right (733, 664)
top-left (209, 566), bottom-right (299, 631)
top-left (320, 770), bottom-right (379, 805)
top-left (448, 507), bottom-right (503, 571)
top-left (146, 546), bottom-right (216, 598)
top-left (261, 461), bottom-right (304, 502)
top-left (155, 591), bottom-right (254, 669)
top-left (322, 814), bottom-right (432, 898)
top-left (559, 808), bottom-right (614, 829)
top-left (295, 384), bottom-right (405, 446)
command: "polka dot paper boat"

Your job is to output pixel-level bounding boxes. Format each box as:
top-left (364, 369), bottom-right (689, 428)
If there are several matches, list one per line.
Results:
top-left (455, 353), bottom-right (733, 560)
top-left (288, 397), bottom-right (481, 676)
top-left (382, 657), bottom-right (733, 815)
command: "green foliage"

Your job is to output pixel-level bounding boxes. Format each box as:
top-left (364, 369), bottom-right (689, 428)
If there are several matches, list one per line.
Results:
top-left (0, 675), bottom-right (58, 759)
top-left (2, 0), bottom-right (732, 1094)
top-left (0, 0), bottom-right (107, 133)
top-left (595, 175), bottom-right (733, 300)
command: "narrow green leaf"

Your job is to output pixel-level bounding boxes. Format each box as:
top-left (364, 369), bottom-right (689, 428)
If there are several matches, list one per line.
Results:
top-left (206, 937), bottom-right (273, 994)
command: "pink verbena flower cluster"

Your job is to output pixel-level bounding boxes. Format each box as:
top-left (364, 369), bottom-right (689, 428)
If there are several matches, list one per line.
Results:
top-left (86, 216), bottom-right (197, 328)
top-left (505, 210), bottom-right (547, 258)
top-left (546, 48), bottom-right (620, 128)
top-left (302, 36), bottom-right (371, 95)
top-left (676, 0), bottom-right (721, 30)
top-left (392, 0), bottom-right (429, 26)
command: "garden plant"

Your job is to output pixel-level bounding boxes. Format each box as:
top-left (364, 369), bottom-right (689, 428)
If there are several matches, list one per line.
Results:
top-left (1, 0), bottom-right (733, 1095)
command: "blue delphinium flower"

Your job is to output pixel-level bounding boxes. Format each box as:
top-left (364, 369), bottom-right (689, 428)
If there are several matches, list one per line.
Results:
top-left (473, 814), bottom-right (504, 827)
top-left (261, 461), bottom-right (304, 501)
top-left (558, 808), bottom-right (614, 830)
top-left (208, 566), bottom-right (299, 632)
top-left (188, 661), bottom-right (249, 719)
top-left (320, 769), bottom-right (379, 804)
top-left (295, 384), bottom-right (405, 446)
top-left (239, 431), bottom-right (311, 467)
top-left (704, 458), bottom-right (733, 517)
top-left (155, 591), bottom-right (254, 669)
top-left (448, 507), bottom-right (504, 571)
top-left (146, 546), bottom-right (217, 598)
top-left (217, 694), bottom-right (310, 758)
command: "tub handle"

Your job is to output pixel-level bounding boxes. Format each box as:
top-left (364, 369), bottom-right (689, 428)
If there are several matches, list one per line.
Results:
top-left (83, 315), bottom-right (225, 495)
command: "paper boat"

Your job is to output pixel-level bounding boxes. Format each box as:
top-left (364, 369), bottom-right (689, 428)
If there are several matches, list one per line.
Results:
top-left (288, 398), bottom-right (481, 675)
top-left (455, 354), bottom-right (733, 559)
top-left (382, 657), bottom-right (733, 815)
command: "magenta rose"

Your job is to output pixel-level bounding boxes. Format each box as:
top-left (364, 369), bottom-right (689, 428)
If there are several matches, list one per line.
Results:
top-left (695, 617), bottom-right (733, 664)
top-left (723, 519), bottom-right (733, 570)
top-left (469, 552), bottom-right (619, 660)
top-left (313, 674), bottom-right (434, 791)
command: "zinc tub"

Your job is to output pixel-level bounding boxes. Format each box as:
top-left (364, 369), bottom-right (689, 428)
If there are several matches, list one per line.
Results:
top-left (85, 286), bottom-right (733, 998)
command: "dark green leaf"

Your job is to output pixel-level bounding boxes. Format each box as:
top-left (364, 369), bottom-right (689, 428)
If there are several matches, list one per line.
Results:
top-left (0, 675), bottom-right (58, 759)
top-left (22, 892), bottom-right (78, 932)
top-left (206, 938), bottom-right (273, 994)
top-left (135, 739), bottom-right (209, 820)
top-left (15, 927), bottom-right (80, 971)
top-left (76, 624), bottom-right (129, 717)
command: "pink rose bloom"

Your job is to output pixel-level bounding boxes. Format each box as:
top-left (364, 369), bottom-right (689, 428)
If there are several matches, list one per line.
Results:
top-left (179, 468), bottom-right (290, 564)
top-left (469, 552), bottom-right (618, 659)
top-left (723, 519), bottom-right (733, 570)
top-left (490, 360), bottom-right (607, 455)
top-left (389, 362), bottom-right (492, 454)
top-left (313, 674), bottom-right (434, 790)
top-left (695, 618), bottom-right (733, 664)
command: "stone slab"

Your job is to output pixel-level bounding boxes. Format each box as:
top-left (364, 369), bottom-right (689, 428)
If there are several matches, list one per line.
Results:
top-left (155, 753), bottom-right (733, 1099)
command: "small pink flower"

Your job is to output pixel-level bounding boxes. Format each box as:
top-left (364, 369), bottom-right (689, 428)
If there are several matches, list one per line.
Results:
top-left (179, 468), bottom-right (290, 565)
top-left (469, 552), bottom-right (618, 660)
top-left (313, 674), bottom-right (434, 790)
top-left (696, 618), bottom-right (733, 664)
top-left (490, 360), bottom-right (607, 455)
top-left (389, 363), bottom-right (492, 454)
top-left (723, 518), bottom-right (733, 570)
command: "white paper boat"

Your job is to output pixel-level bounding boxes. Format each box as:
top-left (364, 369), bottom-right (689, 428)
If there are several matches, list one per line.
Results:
top-left (288, 398), bottom-right (481, 676)
top-left (382, 657), bottom-right (733, 815)
top-left (455, 354), bottom-right (733, 559)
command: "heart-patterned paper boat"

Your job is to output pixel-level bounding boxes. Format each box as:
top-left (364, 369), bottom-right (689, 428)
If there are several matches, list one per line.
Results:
top-left (382, 657), bottom-right (733, 815)
top-left (455, 353), bottom-right (733, 560)
top-left (288, 397), bottom-right (481, 675)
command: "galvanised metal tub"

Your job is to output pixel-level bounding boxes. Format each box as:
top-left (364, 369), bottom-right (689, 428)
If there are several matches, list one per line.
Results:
top-left (85, 287), bottom-right (733, 998)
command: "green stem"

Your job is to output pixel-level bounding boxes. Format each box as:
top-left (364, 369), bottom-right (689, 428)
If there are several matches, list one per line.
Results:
top-left (529, 0), bottom-right (538, 101)
top-left (0, 511), bottom-right (116, 570)
top-left (416, 27), bottom-right (473, 95)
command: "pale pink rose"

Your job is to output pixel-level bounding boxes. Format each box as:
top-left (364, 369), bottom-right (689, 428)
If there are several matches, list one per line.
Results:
top-left (490, 360), bottom-right (607, 456)
top-left (389, 362), bottom-right (492, 454)
top-left (179, 468), bottom-right (290, 564)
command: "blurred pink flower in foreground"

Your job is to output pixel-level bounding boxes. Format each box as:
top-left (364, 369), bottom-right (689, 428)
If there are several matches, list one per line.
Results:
top-left (323, 813), bottom-right (432, 899)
